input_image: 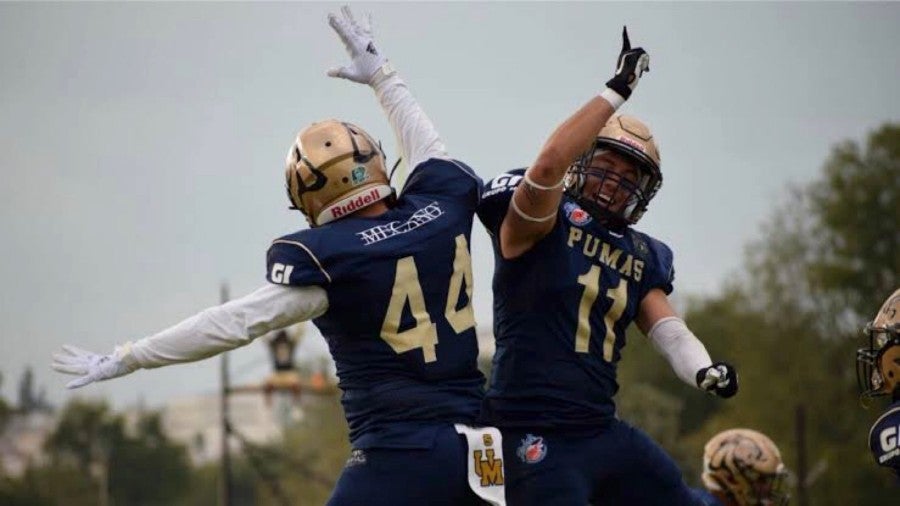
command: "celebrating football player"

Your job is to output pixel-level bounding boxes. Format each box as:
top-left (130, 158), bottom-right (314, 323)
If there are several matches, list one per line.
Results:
top-left (692, 429), bottom-right (790, 506)
top-left (476, 28), bottom-right (738, 504)
top-left (856, 287), bottom-right (900, 479)
top-left (53, 7), bottom-right (505, 505)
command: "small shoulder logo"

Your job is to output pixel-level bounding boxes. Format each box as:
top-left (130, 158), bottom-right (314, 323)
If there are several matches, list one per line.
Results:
top-left (564, 202), bottom-right (592, 226)
top-left (516, 434), bottom-right (547, 464)
top-left (350, 166), bottom-right (369, 185)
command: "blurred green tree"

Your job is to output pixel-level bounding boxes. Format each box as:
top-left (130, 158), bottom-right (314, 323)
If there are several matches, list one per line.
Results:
top-left (40, 399), bottom-right (191, 505)
top-left (255, 393), bottom-right (348, 505)
top-left (806, 124), bottom-right (900, 326)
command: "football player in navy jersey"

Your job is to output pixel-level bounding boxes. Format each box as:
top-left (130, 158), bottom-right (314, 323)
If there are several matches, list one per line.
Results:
top-left (477, 28), bottom-right (738, 505)
top-left (856, 288), bottom-right (900, 480)
top-left (53, 7), bottom-right (506, 506)
top-left (691, 429), bottom-right (790, 506)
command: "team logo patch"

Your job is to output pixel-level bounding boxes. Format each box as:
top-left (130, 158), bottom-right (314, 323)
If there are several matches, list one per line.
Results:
top-left (632, 234), bottom-right (650, 258)
top-left (564, 202), bottom-right (592, 226)
top-left (350, 166), bottom-right (369, 185)
top-left (516, 434), bottom-right (547, 464)
top-left (473, 433), bottom-right (505, 486)
top-left (346, 449), bottom-right (367, 467)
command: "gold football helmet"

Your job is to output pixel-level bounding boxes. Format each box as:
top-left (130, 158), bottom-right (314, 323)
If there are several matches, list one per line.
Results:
top-left (857, 288), bottom-right (900, 399)
top-left (564, 114), bottom-right (662, 229)
top-left (702, 428), bottom-right (790, 506)
top-left (285, 119), bottom-right (394, 226)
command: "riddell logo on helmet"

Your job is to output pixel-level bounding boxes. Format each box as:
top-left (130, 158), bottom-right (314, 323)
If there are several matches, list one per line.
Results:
top-left (331, 189), bottom-right (382, 219)
top-left (617, 135), bottom-right (646, 152)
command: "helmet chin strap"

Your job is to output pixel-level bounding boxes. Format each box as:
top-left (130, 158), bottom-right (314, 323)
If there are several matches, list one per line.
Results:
top-left (389, 157), bottom-right (403, 184)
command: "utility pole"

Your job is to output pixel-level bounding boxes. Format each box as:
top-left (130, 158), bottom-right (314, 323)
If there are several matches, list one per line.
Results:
top-left (219, 283), bottom-right (232, 506)
top-left (795, 404), bottom-right (807, 506)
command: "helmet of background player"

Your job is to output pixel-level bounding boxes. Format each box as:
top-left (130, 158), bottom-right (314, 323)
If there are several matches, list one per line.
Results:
top-left (563, 114), bottom-right (662, 230)
top-left (285, 119), bottom-right (394, 227)
top-left (857, 287), bottom-right (900, 400)
top-left (701, 428), bottom-right (790, 506)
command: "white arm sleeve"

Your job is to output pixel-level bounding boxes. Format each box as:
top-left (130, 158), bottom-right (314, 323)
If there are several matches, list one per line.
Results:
top-left (371, 66), bottom-right (448, 171)
top-left (646, 316), bottom-right (713, 389)
top-left (124, 284), bottom-right (328, 369)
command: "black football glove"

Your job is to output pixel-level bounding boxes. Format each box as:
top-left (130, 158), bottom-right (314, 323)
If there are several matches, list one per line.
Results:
top-left (605, 27), bottom-right (650, 101)
top-left (696, 362), bottom-right (738, 398)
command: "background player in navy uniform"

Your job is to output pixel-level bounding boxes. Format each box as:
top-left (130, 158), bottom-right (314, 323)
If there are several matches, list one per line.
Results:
top-left (477, 28), bottom-right (739, 504)
top-left (691, 429), bottom-right (790, 506)
top-left (856, 287), bottom-right (900, 481)
top-left (53, 7), bottom-right (505, 505)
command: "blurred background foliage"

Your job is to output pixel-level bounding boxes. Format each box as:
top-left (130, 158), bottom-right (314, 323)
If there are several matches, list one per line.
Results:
top-left (1, 124), bottom-right (896, 504)
top-left (616, 123), bottom-right (899, 504)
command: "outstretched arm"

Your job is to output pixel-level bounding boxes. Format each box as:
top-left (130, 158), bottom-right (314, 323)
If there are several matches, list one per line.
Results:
top-left (500, 28), bottom-right (649, 259)
top-left (327, 6), bottom-right (447, 173)
top-left (638, 289), bottom-right (738, 398)
top-left (52, 284), bottom-right (328, 389)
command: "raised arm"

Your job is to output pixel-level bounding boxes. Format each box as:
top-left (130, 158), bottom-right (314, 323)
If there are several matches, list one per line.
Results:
top-left (52, 284), bottom-right (328, 389)
top-left (327, 6), bottom-right (447, 172)
top-left (500, 28), bottom-right (649, 259)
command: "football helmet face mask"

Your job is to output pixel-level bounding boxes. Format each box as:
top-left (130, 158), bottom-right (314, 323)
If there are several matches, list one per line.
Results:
top-left (702, 429), bottom-right (790, 506)
top-left (564, 114), bottom-right (662, 230)
top-left (285, 119), bottom-right (394, 227)
top-left (857, 288), bottom-right (900, 399)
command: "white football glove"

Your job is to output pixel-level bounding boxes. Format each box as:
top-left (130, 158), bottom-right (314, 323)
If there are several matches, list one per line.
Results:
top-left (52, 344), bottom-right (138, 389)
top-left (327, 6), bottom-right (391, 85)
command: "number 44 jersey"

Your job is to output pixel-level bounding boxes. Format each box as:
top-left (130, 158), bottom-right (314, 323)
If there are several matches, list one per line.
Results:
top-left (266, 159), bottom-right (486, 450)
top-left (477, 169), bottom-right (675, 430)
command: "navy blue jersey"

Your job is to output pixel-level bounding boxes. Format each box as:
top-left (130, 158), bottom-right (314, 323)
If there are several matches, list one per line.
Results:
top-left (869, 399), bottom-right (900, 478)
top-left (477, 169), bottom-right (674, 429)
top-left (267, 158), bottom-right (486, 449)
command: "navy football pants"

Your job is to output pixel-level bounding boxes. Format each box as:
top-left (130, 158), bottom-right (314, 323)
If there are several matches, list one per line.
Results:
top-left (327, 424), bottom-right (486, 505)
top-left (501, 419), bottom-right (697, 506)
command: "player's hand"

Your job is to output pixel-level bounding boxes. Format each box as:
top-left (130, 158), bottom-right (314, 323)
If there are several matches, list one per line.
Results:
top-left (51, 344), bottom-right (137, 389)
top-left (696, 362), bottom-right (738, 398)
top-left (327, 6), bottom-right (389, 85)
top-left (605, 27), bottom-right (650, 101)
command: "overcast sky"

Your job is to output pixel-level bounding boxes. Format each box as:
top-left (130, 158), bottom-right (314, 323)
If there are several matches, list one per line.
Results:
top-left (1, 2), bottom-right (898, 409)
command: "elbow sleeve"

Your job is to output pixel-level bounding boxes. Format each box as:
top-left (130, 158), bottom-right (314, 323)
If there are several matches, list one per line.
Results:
top-left (647, 316), bottom-right (713, 389)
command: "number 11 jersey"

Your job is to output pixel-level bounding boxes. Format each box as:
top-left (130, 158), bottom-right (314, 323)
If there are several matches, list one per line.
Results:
top-left (477, 169), bottom-right (675, 430)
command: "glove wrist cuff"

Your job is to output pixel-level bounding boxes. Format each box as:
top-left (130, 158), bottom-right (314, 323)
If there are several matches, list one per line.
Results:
top-left (369, 62), bottom-right (398, 87)
top-left (599, 88), bottom-right (626, 110)
top-left (694, 368), bottom-right (707, 389)
top-left (114, 341), bottom-right (141, 372)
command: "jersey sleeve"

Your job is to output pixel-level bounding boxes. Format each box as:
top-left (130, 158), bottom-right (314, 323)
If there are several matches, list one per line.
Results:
top-left (400, 158), bottom-right (483, 210)
top-left (638, 234), bottom-right (675, 295)
top-left (266, 237), bottom-right (332, 288)
top-left (869, 405), bottom-right (900, 477)
top-left (476, 169), bottom-right (525, 236)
